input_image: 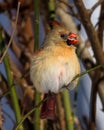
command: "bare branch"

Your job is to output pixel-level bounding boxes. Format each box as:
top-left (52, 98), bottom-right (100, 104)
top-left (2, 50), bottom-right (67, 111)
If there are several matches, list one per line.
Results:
top-left (98, 1), bottom-right (104, 46)
top-left (0, 2), bottom-right (21, 63)
top-left (74, 0), bottom-right (104, 65)
top-left (74, 1), bottom-right (104, 130)
top-left (90, 0), bottom-right (104, 16)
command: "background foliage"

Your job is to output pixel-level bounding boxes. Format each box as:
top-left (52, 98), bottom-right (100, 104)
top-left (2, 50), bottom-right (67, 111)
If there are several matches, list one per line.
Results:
top-left (0, 0), bottom-right (104, 130)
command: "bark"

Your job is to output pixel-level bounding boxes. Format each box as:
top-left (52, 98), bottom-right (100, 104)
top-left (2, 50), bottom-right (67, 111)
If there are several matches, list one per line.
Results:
top-left (74, 0), bottom-right (104, 65)
top-left (98, 1), bottom-right (104, 46)
top-left (73, 1), bottom-right (104, 130)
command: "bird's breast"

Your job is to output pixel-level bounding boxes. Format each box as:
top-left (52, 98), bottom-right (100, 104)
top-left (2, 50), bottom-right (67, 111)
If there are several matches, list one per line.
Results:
top-left (30, 43), bottom-right (80, 93)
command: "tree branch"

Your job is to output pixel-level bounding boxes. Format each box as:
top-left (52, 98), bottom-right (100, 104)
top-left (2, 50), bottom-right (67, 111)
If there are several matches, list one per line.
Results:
top-left (90, 0), bottom-right (104, 16)
top-left (73, 1), bottom-right (104, 130)
top-left (74, 0), bottom-right (104, 65)
top-left (0, 2), bottom-right (20, 63)
top-left (98, 1), bottom-right (104, 45)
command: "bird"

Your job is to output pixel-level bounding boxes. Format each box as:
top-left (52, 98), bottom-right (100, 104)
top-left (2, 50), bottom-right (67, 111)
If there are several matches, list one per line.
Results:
top-left (30, 22), bottom-right (80, 119)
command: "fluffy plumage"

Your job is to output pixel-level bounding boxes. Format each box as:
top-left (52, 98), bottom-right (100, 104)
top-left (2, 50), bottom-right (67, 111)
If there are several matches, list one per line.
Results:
top-left (30, 25), bottom-right (80, 119)
top-left (30, 42), bottom-right (80, 93)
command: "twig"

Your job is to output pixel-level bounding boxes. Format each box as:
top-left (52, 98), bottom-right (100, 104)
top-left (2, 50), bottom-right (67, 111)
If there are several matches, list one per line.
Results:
top-left (62, 64), bottom-right (104, 90)
top-left (3, 55), bottom-right (24, 130)
top-left (98, 1), bottom-right (104, 45)
top-left (15, 97), bottom-right (48, 130)
top-left (90, 0), bottom-right (104, 16)
top-left (15, 65), bottom-right (104, 130)
top-left (74, 0), bottom-right (104, 65)
top-left (0, 2), bottom-right (21, 63)
top-left (72, 64), bottom-right (104, 82)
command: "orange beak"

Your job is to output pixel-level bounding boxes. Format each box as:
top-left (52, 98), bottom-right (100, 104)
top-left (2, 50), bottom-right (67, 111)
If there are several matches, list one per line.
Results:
top-left (67, 32), bottom-right (79, 45)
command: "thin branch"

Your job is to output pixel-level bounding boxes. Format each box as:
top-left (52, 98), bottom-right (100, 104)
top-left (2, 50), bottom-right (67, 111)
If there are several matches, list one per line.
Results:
top-left (0, 2), bottom-right (21, 63)
top-left (3, 55), bottom-right (24, 130)
top-left (90, 0), bottom-right (104, 16)
top-left (74, 0), bottom-right (104, 65)
top-left (98, 1), bottom-right (104, 46)
top-left (62, 63), bottom-right (104, 90)
top-left (72, 64), bottom-right (104, 82)
top-left (73, 1), bottom-right (104, 129)
top-left (15, 97), bottom-right (48, 130)
top-left (14, 64), bottom-right (104, 130)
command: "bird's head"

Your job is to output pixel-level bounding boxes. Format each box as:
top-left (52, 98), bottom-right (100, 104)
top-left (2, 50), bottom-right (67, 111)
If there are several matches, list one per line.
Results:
top-left (43, 21), bottom-right (79, 46)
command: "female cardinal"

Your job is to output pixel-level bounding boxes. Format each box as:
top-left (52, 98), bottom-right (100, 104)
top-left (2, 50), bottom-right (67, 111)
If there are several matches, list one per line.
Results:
top-left (30, 23), bottom-right (80, 119)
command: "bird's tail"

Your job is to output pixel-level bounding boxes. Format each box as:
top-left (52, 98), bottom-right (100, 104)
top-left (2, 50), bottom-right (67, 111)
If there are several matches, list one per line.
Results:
top-left (40, 93), bottom-right (56, 119)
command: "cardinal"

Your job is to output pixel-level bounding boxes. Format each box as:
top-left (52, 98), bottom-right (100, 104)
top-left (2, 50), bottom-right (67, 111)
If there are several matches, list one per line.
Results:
top-left (30, 22), bottom-right (80, 119)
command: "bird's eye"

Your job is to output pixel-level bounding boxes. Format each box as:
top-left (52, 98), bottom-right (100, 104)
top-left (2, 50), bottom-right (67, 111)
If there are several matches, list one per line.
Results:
top-left (60, 34), bottom-right (68, 41)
